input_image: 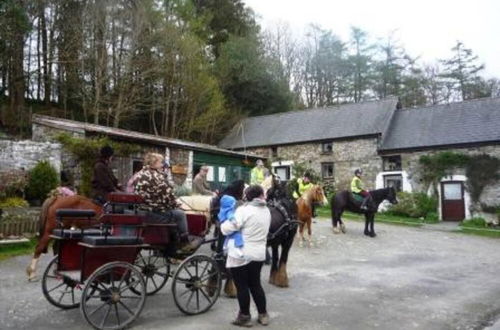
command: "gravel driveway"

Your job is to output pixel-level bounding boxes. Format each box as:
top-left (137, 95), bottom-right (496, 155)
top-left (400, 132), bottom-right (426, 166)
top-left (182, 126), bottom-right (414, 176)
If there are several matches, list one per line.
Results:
top-left (1, 219), bottom-right (500, 330)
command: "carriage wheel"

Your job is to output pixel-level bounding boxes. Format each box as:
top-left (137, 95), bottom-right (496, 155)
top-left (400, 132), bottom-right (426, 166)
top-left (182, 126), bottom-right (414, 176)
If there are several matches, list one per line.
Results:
top-left (131, 249), bottom-right (170, 295)
top-left (81, 262), bottom-right (146, 330)
top-left (172, 254), bottom-right (221, 315)
top-left (42, 255), bottom-right (82, 309)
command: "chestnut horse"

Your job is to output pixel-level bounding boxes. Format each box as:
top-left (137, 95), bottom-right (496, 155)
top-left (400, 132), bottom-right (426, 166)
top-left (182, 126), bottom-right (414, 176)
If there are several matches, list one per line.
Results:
top-left (296, 185), bottom-right (328, 247)
top-left (26, 195), bottom-right (104, 281)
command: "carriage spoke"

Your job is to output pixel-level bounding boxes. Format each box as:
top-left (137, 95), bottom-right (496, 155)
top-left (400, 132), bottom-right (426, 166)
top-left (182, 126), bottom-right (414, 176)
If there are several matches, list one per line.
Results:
top-left (57, 289), bottom-right (68, 304)
top-left (200, 271), bottom-right (219, 282)
top-left (118, 300), bottom-right (135, 316)
top-left (178, 288), bottom-right (192, 298)
top-left (114, 304), bottom-right (121, 327)
top-left (195, 289), bottom-right (200, 311)
top-left (198, 287), bottom-right (211, 303)
top-left (117, 268), bottom-right (130, 289)
top-left (119, 295), bottom-right (142, 300)
top-left (120, 279), bottom-right (139, 294)
top-left (199, 261), bottom-right (210, 279)
top-left (47, 282), bottom-right (65, 294)
top-left (100, 304), bottom-right (112, 328)
top-left (150, 277), bottom-right (159, 290)
top-left (71, 288), bottom-right (75, 304)
top-left (88, 301), bottom-right (109, 317)
top-left (186, 291), bottom-right (195, 308)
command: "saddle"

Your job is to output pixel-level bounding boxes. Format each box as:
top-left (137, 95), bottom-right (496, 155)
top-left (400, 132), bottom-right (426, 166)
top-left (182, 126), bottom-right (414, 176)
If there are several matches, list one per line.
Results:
top-left (267, 199), bottom-right (297, 242)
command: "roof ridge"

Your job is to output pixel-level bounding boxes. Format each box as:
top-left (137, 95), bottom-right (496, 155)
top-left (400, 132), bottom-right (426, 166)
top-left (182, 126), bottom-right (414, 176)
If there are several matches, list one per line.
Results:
top-left (398, 96), bottom-right (500, 112)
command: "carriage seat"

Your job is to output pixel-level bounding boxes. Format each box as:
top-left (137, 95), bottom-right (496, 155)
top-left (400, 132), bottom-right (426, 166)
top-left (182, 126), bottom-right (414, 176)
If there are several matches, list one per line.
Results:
top-left (106, 192), bottom-right (145, 204)
top-left (56, 209), bottom-right (96, 218)
top-left (52, 228), bottom-right (103, 239)
top-left (82, 235), bottom-right (144, 246)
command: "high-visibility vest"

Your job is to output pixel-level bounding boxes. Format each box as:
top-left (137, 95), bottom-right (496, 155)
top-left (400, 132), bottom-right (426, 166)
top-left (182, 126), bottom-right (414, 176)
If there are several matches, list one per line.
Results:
top-left (250, 167), bottom-right (265, 185)
top-left (351, 176), bottom-right (364, 194)
top-left (293, 178), bottom-right (313, 199)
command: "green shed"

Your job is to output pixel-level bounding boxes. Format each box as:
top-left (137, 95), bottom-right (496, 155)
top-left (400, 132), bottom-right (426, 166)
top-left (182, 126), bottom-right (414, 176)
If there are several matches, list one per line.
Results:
top-left (193, 152), bottom-right (253, 190)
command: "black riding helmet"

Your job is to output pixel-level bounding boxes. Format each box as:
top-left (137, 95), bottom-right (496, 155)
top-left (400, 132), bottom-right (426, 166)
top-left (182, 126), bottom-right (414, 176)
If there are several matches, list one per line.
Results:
top-left (354, 168), bottom-right (363, 176)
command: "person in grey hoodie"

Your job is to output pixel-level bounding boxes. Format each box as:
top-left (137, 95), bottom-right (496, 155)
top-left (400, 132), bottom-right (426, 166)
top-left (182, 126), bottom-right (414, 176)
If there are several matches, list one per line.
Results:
top-left (221, 185), bottom-right (271, 327)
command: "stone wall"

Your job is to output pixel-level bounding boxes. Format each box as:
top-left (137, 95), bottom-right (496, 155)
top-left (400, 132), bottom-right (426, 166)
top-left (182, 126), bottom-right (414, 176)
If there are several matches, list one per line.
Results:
top-left (247, 137), bottom-right (382, 190)
top-left (0, 139), bottom-right (61, 173)
top-left (389, 144), bottom-right (500, 220)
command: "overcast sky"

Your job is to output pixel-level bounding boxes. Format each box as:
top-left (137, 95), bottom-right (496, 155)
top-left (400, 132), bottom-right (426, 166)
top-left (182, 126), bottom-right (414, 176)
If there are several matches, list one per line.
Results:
top-left (244, 0), bottom-right (500, 78)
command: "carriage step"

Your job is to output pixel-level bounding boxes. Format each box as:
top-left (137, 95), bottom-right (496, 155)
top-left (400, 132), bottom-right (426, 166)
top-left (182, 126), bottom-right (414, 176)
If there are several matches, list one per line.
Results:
top-left (106, 192), bottom-right (144, 204)
top-left (52, 228), bottom-right (103, 239)
top-left (82, 235), bottom-right (144, 246)
top-left (56, 209), bottom-right (96, 218)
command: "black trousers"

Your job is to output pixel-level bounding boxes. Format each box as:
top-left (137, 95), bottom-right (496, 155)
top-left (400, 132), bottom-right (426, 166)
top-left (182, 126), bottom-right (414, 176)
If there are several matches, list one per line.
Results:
top-left (230, 261), bottom-right (267, 315)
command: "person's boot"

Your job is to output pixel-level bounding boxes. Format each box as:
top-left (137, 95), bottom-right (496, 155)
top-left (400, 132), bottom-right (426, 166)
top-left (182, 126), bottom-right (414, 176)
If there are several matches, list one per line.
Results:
top-left (258, 313), bottom-right (270, 326)
top-left (360, 198), bottom-right (368, 211)
top-left (232, 312), bottom-right (252, 327)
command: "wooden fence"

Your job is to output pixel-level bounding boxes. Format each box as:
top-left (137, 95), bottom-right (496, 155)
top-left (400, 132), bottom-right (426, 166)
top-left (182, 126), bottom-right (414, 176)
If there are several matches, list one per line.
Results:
top-left (0, 209), bottom-right (40, 237)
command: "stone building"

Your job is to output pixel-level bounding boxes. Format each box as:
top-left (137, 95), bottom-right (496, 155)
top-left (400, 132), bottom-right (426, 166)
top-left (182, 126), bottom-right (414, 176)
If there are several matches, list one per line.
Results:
top-left (219, 97), bottom-right (500, 222)
top-left (32, 115), bottom-right (261, 192)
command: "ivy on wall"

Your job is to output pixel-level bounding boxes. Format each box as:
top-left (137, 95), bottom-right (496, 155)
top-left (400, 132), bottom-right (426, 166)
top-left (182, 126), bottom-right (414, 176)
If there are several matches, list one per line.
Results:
top-left (56, 133), bottom-right (141, 196)
top-left (419, 152), bottom-right (500, 206)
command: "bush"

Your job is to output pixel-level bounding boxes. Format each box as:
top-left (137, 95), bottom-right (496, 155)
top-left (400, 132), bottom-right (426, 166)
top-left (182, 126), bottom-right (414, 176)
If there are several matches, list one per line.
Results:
top-left (461, 217), bottom-right (487, 228)
top-left (386, 192), bottom-right (437, 218)
top-left (0, 197), bottom-right (29, 208)
top-left (425, 211), bottom-right (439, 222)
top-left (26, 161), bottom-right (59, 202)
top-left (0, 170), bottom-right (29, 200)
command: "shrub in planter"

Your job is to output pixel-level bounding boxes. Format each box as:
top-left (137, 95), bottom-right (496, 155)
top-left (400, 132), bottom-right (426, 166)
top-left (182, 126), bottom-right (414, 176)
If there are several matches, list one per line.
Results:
top-left (386, 192), bottom-right (437, 218)
top-left (0, 197), bottom-right (29, 208)
top-left (0, 170), bottom-right (29, 200)
top-left (25, 161), bottom-right (59, 203)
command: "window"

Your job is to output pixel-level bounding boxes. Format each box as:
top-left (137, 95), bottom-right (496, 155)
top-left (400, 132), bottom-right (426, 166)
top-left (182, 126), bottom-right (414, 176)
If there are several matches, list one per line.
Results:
top-left (383, 155), bottom-right (402, 171)
top-left (206, 166), bottom-right (214, 182)
top-left (271, 147), bottom-right (278, 158)
top-left (274, 166), bottom-right (291, 181)
top-left (321, 162), bottom-right (334, 179)
top-left (321, 142), bottom-right (333, 154)
top-left (218, 167), bottom-right (227, 182)
top-left (384, 174), bottom-right (402, 192)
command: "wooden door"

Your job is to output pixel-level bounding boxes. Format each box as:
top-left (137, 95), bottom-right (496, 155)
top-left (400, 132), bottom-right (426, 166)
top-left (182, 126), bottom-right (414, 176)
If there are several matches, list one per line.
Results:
top-left (441, 181), bottom-right (465, 221)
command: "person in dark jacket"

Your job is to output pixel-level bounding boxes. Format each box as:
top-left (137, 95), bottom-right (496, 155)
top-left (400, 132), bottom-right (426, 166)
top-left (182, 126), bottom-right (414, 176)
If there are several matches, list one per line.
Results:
top-left (91, 145), bottom-right (121, 203)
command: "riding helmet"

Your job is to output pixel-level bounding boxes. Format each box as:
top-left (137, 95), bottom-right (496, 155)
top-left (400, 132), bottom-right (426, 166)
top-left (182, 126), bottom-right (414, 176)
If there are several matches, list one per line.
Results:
top-left (100, 145), bottom-right (114, 158)
top-left (354, 168), bottom-right (363, 176)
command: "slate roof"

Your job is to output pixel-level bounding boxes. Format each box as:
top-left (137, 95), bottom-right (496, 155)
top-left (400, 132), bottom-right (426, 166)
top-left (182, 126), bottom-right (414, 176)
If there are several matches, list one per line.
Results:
top-left (380, 97), bottom-right (500, 151)
top-left (32, 115), bottom-right (262, 159)
top-left (218, 98), bottom-right (399, 149)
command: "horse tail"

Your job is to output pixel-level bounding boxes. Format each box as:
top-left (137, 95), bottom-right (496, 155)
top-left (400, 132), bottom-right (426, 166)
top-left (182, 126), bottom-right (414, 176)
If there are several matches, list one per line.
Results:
top-left (38, 196), bottom-right (58, 241)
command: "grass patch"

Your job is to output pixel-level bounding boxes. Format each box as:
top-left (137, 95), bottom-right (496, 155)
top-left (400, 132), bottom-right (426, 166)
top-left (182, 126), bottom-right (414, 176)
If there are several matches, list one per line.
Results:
top-left (457, 227), bottom-right (500, 238)
top-left (317, 206), bottom-right (426, 227)
top-left (0, 238), bottom-right (37, 262)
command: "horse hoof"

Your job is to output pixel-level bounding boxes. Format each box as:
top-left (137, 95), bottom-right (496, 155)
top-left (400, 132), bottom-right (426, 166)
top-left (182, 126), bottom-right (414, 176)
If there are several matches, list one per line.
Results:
top-left (340, 224), bottom-right (346, 233)
top-left (364, 231), bottom-right (370, 236)
top-left (370, 232), bottom-right (377, 238)
top-left (333, 227), bottom-right (340, 234)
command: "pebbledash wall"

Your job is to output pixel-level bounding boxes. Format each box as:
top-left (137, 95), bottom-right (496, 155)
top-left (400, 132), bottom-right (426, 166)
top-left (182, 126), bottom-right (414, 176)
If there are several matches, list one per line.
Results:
top-left (0, 139), bottom-right (61, 173)
top-left (246, 136), bottom-right (382, 191)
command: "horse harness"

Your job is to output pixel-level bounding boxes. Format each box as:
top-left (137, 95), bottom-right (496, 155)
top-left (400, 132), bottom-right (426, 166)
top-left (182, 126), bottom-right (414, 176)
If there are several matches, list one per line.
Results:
top-left (267, 199), bottom-right (298, 242)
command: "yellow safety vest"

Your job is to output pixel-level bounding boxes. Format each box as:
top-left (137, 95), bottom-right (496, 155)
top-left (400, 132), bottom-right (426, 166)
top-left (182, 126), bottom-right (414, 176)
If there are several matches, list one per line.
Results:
top-left (293, 178), bottom-right (313, 199)
top-left (250, 167), bottom-right (265, 185)
top-left (351, 176), bottom-right (364, 194)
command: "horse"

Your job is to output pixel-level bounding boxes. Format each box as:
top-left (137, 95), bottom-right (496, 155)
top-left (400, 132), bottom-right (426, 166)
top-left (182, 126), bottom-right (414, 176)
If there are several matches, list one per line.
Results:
top-left (296, 185), bottom-right (328, 247)
top-left (26, 195), bottom-right (104, 281)
top-left (265, 177), bottom-right (299, 287)
top-left (331, 187), bottom-right (398, 237)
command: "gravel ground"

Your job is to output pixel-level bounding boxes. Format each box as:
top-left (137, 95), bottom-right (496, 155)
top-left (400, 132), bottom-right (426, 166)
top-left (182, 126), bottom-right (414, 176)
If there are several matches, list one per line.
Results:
top-left (1, 218), bottom-right (500, 330)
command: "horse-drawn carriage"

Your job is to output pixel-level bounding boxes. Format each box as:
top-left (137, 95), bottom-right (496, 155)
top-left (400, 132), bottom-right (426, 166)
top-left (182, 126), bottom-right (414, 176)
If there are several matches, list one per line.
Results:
top-left (41, 192), bottom-right (223, 330)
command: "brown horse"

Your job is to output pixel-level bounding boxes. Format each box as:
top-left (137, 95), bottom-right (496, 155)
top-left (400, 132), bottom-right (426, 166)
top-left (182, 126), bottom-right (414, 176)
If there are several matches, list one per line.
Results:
top-left (26, 195), bottom-right (103, 281)
top-left (296, 185), bottom-right (328, 247)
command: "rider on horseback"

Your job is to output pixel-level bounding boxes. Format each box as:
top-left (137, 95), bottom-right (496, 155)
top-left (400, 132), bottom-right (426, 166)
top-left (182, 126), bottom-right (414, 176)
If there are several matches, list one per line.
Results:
top-left (351, 169), bottom-right (372, 211)
top-left (293, 172), bottom-right (317, 217)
